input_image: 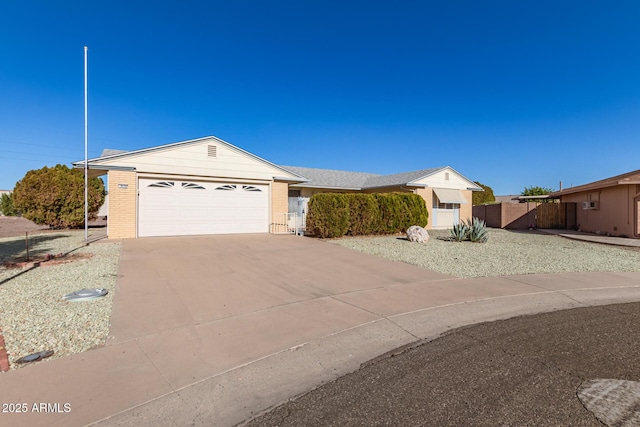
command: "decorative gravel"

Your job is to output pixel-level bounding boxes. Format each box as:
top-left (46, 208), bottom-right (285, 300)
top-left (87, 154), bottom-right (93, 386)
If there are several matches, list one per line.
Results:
top-left (332, 229), bottom-right (640, 278)
top-left (0, 231), bottom-right (121, 370)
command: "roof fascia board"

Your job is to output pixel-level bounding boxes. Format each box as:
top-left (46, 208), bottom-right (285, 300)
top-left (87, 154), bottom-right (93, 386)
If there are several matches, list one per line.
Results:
top-left (72, 164), bottom-right (136, 172)
top-left (79, 135), bottom-right (305, 181)
top-left (406, 166), bottom-right (480, 190)
top-left (273, 175), bottom-right (309, 183)
top-left (552, 181), bottom-right (622, 196)
top-left (290, 184), bottom-right (363, 191)
top-left (365, 183), bottom-right (428, 190)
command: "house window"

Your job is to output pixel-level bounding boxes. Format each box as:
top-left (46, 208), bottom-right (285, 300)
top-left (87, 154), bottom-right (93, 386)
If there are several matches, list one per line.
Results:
top-left (433, 195), bottom-right (456, 210)
top-left (289, 189), bottom-right (301, 197)
top-left (242, 185), bottom-right (262, 192)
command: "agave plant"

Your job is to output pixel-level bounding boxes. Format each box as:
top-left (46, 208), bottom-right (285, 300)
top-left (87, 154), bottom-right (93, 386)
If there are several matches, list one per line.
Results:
top-left (467, 217), bottom-right (489, 243)
top-left (449, 221), bottom-right (470, 242)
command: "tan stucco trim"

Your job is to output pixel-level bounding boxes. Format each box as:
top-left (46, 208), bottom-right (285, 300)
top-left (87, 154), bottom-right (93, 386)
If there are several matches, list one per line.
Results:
top-left (107, 170), bottom-right (137, 239)
top-left (414, 188), bottom-right (434, 230)
top-left (459, 190), bottom-right (473, 222)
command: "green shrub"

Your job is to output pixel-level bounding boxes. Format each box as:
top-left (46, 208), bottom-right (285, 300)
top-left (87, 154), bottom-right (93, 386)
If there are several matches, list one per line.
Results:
top-left (12, 164), bottom-right (105, 228)
top-left (306, 192), bottom-right (428, 238)
top-left (347, 194), bottom-right (380, 236)
top-left (306, 193), bottom-right (350, 238)
top-left (0, 192), bottom-right (16, 216)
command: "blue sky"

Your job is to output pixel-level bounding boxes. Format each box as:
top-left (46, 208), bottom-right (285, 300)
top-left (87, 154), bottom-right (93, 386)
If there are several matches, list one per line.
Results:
top-left (1, 1), bottom-right (638, 194)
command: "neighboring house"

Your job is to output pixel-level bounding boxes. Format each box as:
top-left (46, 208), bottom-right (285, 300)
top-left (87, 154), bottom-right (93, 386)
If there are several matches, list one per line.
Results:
top-left (73, 136), bottom-right (480, 238)
top-left (550, 170), bottom-right (640, 238)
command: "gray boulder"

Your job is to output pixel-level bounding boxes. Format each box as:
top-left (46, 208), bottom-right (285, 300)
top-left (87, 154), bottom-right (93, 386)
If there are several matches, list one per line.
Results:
top-left (406, 225), bottom-right (429, 243)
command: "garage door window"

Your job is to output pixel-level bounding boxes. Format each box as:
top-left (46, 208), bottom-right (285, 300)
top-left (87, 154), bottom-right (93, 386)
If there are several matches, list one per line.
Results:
top-left (148, 181), bottom-right (174, 188)
top-left (215, 185), bottom-right (236, 191)
top-left (182, 182), bottom-right (205, 189)
top-left (243, 185), bottom-right (262, 192)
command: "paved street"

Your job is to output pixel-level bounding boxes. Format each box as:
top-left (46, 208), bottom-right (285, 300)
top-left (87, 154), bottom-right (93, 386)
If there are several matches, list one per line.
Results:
top-left (246, 301), bottom-right (640, 426)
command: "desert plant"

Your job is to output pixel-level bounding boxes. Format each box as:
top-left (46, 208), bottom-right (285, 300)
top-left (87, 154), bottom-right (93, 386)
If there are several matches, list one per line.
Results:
top-left (449, 217), bottom-right (489, 243)
top-left (449, 221), bottom-right (470, 241)
top-left (467, 217), bottom-right (489, 243)
top-left (12, 164), bottom-right (105, 228)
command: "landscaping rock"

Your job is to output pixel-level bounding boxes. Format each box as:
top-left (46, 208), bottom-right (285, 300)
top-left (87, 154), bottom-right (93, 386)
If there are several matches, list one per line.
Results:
top-left (406, 225), bottom-right (429, 243)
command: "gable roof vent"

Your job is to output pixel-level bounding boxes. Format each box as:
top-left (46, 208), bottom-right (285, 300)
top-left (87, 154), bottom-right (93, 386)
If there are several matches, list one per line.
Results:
top-left (208, 145), bottom-right (217, 158)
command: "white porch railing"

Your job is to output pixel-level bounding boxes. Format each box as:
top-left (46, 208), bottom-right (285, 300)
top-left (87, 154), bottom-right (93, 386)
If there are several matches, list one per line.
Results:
top-left (271, 213), bottom-right (304, 235)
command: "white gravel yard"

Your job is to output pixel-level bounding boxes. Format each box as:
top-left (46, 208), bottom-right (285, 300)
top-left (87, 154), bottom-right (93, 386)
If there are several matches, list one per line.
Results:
top-left (0, 231), bottom-right (120, 370)
top-left (332, 228), bottom-right (640, 278)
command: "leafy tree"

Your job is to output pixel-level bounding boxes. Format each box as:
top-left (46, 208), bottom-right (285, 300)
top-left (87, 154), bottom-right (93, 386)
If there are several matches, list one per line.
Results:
top-left (12, 164), bottom-right (105, 228)
top-left (472, 181), bottom-right (496, 205)
top-left (521, 186), bottom-right (555, 203)
top-left (0, 192), bottom-right (16, 216)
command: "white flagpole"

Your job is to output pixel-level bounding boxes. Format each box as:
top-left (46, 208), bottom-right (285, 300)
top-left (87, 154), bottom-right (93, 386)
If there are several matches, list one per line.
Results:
top-left (84, 46), bottom-right (88, 242)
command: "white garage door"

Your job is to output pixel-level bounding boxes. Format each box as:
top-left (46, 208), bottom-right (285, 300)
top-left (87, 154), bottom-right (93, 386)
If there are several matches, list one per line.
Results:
top-left (138, 178), bottom-right (269, 237)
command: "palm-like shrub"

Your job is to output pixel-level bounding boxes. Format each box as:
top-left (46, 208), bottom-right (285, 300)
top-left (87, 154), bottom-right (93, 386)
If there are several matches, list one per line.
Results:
top-left (449, 222), bottom-right (470, 242)
top-left (449, 217), bottom-right (488, 243)
top-left (467, 217), bottom-right (489, 243)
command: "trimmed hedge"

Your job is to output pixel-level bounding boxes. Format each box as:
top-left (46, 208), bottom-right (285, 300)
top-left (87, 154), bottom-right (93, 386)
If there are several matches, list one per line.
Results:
top-left (305, 193), bottom-right (350, 238)
top-left (306, 192), bottom-right (428, 238)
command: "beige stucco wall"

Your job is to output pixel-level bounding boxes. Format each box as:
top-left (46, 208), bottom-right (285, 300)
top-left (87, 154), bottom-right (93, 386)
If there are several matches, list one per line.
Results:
top-left (560, 185), bottom-right (638, 238)
top-left (459, 189), bottom-right (473, 222)
top-left (93, 138), bottom-right (299, 182)
top-left (107, 170), bottom-right (137, 239)
top-left (414, 188), bottom-right (433, 230)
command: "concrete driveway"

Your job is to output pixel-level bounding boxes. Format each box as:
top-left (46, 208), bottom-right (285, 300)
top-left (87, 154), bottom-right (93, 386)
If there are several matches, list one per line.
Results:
top-left (1, 234), bottom-right (639, 426)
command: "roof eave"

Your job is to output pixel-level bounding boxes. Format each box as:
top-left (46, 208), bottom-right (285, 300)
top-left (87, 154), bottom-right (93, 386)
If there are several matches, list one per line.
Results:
top-left (289, 184), bottom-right (363, 191)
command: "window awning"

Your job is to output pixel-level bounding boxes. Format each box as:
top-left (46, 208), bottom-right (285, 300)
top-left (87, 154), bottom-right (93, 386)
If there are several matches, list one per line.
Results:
top-left (433, 188), bottom-right (468, 204)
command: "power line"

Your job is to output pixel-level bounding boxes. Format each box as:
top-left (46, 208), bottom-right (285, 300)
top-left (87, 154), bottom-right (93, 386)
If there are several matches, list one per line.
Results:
top-left (0, 149), bottom-right (74, 160)
top-left (0, 138), bottom-right (84, 153)
top-left (0, 156), bottom-right (73, 163)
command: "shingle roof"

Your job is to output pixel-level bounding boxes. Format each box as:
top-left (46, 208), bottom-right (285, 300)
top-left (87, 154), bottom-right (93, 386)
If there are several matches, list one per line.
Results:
top-left (362, 168), bottom-right (442, 188)
top-left (100, 149), bottom-right (128, 157)
top-left (283, 166), bottom-right (448, 189)
top-left (281, 166), bottom-right (379, 189)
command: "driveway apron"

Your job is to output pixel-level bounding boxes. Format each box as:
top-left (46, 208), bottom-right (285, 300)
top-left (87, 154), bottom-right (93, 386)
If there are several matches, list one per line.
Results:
top-left (0, 234), bottom-right (639, 427)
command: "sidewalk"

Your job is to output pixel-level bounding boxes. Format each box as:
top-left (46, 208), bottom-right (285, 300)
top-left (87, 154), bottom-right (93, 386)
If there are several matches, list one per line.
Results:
top-left (0, 235), bottom-right (639, 426)
top-left (540, 229), bottom-right (640, 247)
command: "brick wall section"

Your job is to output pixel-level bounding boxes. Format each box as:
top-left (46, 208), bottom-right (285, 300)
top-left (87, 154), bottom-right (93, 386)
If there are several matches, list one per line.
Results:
top-left (271, 181), bottom-right (289, 231)
top-left (414, 188), bottom-right (433, 229)
top-left (473, 203), bottom-right (536, 229)
top-left (473, 204), bottom-right (502, 228)
top-left (108, 170), bottom-right (137, 239)
top-left (502, 202), bottom-right (537, 229)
